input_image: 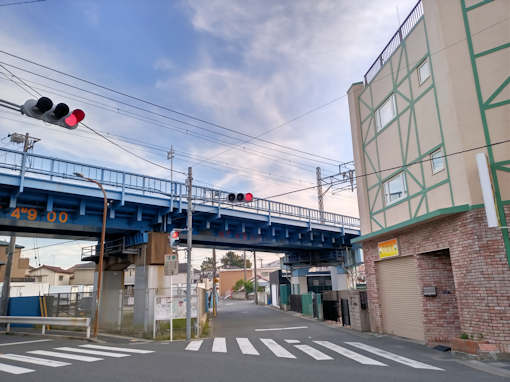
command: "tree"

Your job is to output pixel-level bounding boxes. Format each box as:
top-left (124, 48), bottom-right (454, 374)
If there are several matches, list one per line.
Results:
top-left (200, 257), bottom-right (215, 273)
top-left (221, 251), bottom-right (251, 268)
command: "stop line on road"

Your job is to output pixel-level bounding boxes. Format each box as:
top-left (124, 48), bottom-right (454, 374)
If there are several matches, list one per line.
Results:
top-left (185, 337), bottom-right (444, 371)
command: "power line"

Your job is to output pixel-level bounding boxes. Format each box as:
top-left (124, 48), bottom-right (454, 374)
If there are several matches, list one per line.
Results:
top-left (22, 239), bottom-right (79, 252)
top-left (0, 0), bottom-right (45, 7)
top-left (0, 51), bottom-right (341, 164)
top-left (0, 75), bottom-right (328, 171)
top-left (265, 137), bottom-right (510, 199)
top-left (0, 65), bottom-right (340, 168)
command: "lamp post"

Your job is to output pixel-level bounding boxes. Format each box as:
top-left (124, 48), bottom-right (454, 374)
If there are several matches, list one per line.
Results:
top-left (74, 172), bottom-right (107, 338)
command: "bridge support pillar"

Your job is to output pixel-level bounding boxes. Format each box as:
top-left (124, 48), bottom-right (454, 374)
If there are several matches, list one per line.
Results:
top-left (94, 270), bottom-right (123, 331)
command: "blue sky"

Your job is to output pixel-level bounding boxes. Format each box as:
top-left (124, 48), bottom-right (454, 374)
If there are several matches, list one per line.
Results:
top-left (0, 0), bottom-right (416, 267)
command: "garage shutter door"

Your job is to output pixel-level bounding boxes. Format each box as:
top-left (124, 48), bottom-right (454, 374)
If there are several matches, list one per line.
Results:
top-left (377, 256), bottom-right (424, 341)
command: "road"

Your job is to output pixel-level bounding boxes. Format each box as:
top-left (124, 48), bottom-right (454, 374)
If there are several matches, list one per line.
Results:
top-left (0, 300), bottom-right (507, 381)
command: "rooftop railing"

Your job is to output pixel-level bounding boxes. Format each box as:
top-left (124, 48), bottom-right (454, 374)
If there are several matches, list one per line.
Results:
top-left (0, 147), bottom-right (360, 229)
top-left (364, 0), bottom-right (424, 85)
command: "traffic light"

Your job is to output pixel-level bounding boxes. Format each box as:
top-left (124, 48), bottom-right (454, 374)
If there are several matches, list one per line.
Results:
top-left (21, 97), bottom-right (85, 129)
top-left (227, 192), bottom-right (253, 203)
top-left (169, 229), bottom-right (180, 248)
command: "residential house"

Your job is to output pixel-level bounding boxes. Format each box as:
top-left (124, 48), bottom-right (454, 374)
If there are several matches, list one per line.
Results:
top-left (29, 265), bottom-right (73, 286)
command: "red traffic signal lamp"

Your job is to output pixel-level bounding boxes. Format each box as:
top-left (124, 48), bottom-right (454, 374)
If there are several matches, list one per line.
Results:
top-left (169, 229), bottom-right (182, 248)
top-left (21, 97), bottom-right (85, 129)
top-left (228, 193), bottom-right (254, 203)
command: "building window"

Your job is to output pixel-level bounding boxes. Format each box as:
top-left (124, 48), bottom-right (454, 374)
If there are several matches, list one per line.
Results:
top-left (418, 59), bottom-right (430, 85)
top-left (375, 94), bottom-right (396, 131)
top-left (431, 148), bottom-right (445, 174)
top-left (58, 275), bottom-right (64, 281)
top-left (384, 172), bottom-right (407, 205)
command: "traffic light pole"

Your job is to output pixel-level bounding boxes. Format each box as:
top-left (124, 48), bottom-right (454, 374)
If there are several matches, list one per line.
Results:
top-left (253, 251), bottom-right (258, 305)
top-left (212, 248), bottom-right (217, 317)
top-left (186, 167), bottom-right (193, 340)
top-left (0, 235), bottom-right (16, 317)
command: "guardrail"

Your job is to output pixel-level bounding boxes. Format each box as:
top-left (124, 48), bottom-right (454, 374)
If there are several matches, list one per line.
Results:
top-left (0, 147), bottom-right (360, 229)
top-left (0, 316), bottom-right (91, 338)
top-left (364, 0), bottom-right (423, 84)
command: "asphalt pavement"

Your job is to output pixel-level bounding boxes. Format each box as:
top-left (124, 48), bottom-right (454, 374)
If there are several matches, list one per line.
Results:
top-left (0, 300), bottom-right (508, 381)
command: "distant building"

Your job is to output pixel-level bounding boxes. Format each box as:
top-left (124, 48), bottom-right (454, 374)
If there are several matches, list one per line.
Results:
top-left (68, 262), bottom-right (96, 285)
top-left (29, 265), bottom-right (74, 286)
top-left (219, 268), bottom-right (253, 297)
top-left (0, 240), bottom-right (30, 282)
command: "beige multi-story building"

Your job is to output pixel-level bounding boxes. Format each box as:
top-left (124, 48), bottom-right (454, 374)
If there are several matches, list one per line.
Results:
top-left (0, 240), bottom-right (29, 282)
top-left (347, 0), bottom-right (509, 353)
top-left (29, 265), bottom-right (74, 286)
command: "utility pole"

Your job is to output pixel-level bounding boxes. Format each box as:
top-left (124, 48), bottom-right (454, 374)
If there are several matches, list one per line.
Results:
top-left (243, 250), bottom-right (247, 282)
top-left (316, 167), bottom-right (325, 223)
top-left (212, 248), bottom-right (217, 317)
top-left (1, 133), bottom-right (39, 317)
top-left (167, 145), bottom-right (175, 186)
top-left (185, 167), bottom-right (193, 340)
top-left (0, 235), bottom-right (16, 317)
top-left (253, 251), bottom-right (258, 305)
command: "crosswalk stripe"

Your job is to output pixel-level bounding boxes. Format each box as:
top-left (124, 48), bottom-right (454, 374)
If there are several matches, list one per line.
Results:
top-left (294, 344), bottom-right (333, 360)
top-left (314, 341), bottom-right (387, 366)
top-left (28, 350), bottom-right (102, 362)
top-left (0, 362), bottom-right (34, 374)
top-left (260, 339), bottom-right (296, 359)
top-left (55, 347), bottom-right (130, 358)
top-left (212, 337), bottom-right (227, 353)
top-left (236, 338), bottom-right (259, 355)
top-left (0, 354), bottom-right (70, 367)
top-left (185, 340), bottom-right (203, 351)
top-left (79, 345), bottom-right (154, 354)
top-left (284, 339), bottom-right (300, 344)
top-left (345, 342), bottom-right (444, 370)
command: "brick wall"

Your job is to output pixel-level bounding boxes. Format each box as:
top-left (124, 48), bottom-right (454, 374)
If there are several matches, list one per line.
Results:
top-left (417, 251), bottom-right (461, 343)
top-left (362, 206), bottom-right (510, 352)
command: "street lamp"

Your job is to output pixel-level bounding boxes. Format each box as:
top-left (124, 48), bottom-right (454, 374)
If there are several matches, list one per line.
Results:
top-left (74, 172), bottom-right (107, 338)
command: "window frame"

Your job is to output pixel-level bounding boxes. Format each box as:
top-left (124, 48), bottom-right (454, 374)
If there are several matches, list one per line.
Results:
top-left (375, 94), bottom-right (397, 132)
top-left (383, 172), bottom-right (408, 206)
top-left (430, 148), bottom-right (445, 174)
top-left (417, 59), bottom-right (431, 85)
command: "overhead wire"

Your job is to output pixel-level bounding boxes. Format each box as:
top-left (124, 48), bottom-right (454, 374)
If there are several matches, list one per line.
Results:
top-left (264, 137), bottom-right (510, 199)
top-left (0, 50), bottom-right (342, 164)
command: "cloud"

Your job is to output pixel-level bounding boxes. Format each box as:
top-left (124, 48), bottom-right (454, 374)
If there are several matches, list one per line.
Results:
top-left (154, 58), bottom-right (174, 72)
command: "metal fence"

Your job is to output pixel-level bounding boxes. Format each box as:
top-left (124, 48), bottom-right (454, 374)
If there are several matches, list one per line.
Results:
top-left (364, 0), bottom-right (424, 84)
top-left (0, 147), bottom-right (360, 229)
top-left (44, 292), bottom-right (94, 318)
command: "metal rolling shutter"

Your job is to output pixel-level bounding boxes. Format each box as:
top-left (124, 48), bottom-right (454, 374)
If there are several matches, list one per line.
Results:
top-left (376, 256), bottom-right (425, 341)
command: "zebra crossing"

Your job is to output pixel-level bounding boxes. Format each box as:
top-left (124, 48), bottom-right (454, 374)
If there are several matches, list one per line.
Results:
top-left (0, 344), bottom-right (154, 375)
top-left (185, 337), bottom-right (444, 371)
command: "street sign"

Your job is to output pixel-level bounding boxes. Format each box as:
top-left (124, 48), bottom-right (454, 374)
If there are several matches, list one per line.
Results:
top-left (164, 252), bottom-right (179, 275)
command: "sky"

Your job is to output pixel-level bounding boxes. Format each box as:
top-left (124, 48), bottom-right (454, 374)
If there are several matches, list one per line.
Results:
top-left (0, 0), bottom-right (416, 269)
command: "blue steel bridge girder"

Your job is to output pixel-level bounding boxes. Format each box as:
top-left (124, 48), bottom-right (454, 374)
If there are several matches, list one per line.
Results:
top-left (0, 147), bottom-right (360, 261)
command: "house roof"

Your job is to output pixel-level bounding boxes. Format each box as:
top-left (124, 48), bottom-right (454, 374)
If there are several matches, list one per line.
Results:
top-left (68, 262), bottom-right (96, 271)
top-left (0, 240), bottom-right (24, 249)
top-left (29, 265), bottom-right (74, 275)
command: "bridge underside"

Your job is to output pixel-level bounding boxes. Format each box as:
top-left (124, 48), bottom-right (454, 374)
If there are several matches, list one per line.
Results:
top-left (0, 181), bottom-right (358, 266)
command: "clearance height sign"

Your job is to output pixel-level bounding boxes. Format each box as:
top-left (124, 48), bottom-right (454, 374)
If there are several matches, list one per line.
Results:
top-left (378, 238), bottom-right (399, 259)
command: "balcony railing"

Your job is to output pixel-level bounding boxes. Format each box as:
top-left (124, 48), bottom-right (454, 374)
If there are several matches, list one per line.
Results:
top-left (364, 0), bottom-right (424, 85)
top-left (0, 147), bottom-right (360, 229)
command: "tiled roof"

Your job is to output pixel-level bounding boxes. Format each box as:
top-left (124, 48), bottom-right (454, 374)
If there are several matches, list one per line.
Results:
top-left (29, 265), bottom-right (74, 275)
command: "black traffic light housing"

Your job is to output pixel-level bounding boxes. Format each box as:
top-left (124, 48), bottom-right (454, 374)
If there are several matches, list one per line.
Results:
top-left (228, 193), bottom-right (253, 203)
top-left (21, 97), bottom-right (85, 129)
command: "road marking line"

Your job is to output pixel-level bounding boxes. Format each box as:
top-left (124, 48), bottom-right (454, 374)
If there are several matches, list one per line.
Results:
top-left (294, 344), bottom-right (333, 360)
top-left (345, 342), bottom-right (444, 370)
top-left (212, 337), bottom-right (227, 353)
top-left (314, 341), bottom-right (387, 366)
top-left (80, 345), bottom-right (154, 354)
top-left (28, 350), bottom-right (102, 362)
top-left (185, 340), bottom-right (203, 351)
top-left (284, 339), bottom-right (300, 344)
top-left (255, 326), bottom-right (308, 332)
top-left (236, 338), bottom-right (259, 355)
top-left (260, 339), bottom-right (296, 359)
top-left (0, 362), bottom-right (34, 374)
top-left (0, 339), bottom-right (52, 347)
top-left (55, 347), bottom-right (130, 358)
top-left (0, 354), bottom-right (70, 367)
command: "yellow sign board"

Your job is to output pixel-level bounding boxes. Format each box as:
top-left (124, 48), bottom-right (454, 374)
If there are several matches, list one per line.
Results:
top-left (378, 238), bottom-right (399, 259)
